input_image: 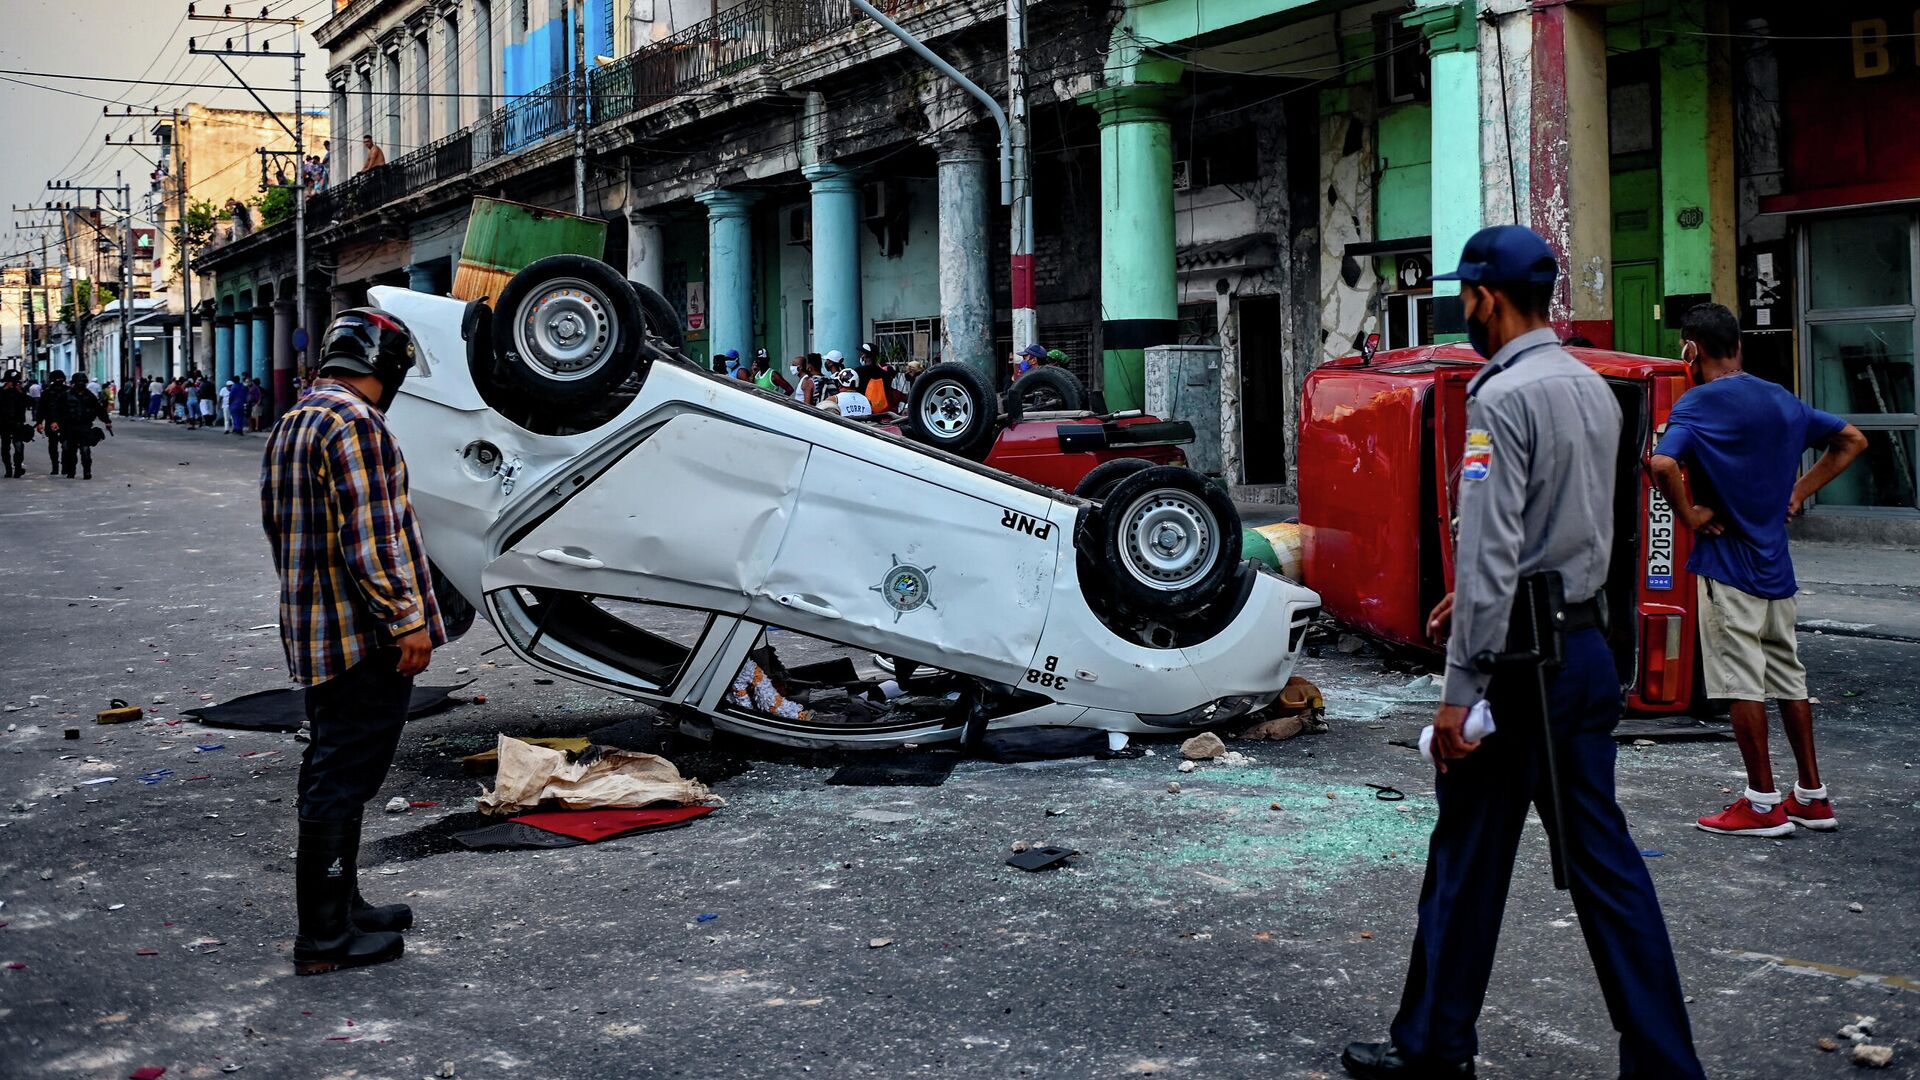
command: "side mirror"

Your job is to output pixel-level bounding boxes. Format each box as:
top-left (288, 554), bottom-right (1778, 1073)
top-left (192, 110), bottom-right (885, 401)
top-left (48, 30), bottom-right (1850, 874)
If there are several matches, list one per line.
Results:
top-left (1360, 332), bottom-right (1381, 365)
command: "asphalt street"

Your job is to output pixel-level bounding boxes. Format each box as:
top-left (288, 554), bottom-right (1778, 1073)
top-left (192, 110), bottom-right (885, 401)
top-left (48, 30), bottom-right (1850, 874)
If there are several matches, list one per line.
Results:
top-left (2, 420), bottom-right (1917, 1080)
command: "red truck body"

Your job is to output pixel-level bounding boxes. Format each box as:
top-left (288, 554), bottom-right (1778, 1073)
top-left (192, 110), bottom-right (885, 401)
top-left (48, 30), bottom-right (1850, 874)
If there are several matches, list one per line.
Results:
top-left (1299, 343), bottom-right (1699, 715)
top-left (876, 413), bottom-right (1190, 492)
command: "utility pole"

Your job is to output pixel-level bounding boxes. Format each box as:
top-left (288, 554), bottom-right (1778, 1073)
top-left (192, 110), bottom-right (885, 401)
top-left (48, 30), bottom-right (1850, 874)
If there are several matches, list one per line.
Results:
top-left (1006, 0), bottom-right (1035, 352)
top-left (573, 0), bottom-right (587, 214)
top-left (106, 106), bottom-right (193, 377)
top-left (48, 178), bottom-right (134, 383)
top-left (189, 3), bottom-right (308, 415)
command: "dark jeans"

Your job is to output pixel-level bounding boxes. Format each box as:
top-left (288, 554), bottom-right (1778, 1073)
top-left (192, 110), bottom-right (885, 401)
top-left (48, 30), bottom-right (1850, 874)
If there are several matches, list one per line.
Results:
top-left (44, 430), bottom-right (59, 470)
top-left (298, 647), bottom-right (413, 823)
top-left (1389, 629), bottom-right (1705, 1079)
top-left (1, 428), bottom-right (23, 473)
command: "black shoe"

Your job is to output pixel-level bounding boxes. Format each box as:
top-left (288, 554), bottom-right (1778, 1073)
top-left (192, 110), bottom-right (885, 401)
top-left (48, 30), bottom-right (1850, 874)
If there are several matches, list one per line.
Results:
top-left (343, 812), bottom-right (413, 933)
top-left (82, 471), bottom-right (92, 480)
top-left (292, 817), bottom-right (404, 976)
top-left (1342, 1042), bottom-right (1474, 1079)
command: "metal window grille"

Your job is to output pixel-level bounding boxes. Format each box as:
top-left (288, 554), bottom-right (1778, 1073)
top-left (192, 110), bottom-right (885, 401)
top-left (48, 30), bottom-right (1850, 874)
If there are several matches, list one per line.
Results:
top-left (872, 317), bottom-right (942, 366)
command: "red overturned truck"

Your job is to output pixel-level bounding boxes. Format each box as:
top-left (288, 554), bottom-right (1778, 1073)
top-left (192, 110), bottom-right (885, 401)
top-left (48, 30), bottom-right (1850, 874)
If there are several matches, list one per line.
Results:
top-left (1298, 342), bottom-right (1701, 715)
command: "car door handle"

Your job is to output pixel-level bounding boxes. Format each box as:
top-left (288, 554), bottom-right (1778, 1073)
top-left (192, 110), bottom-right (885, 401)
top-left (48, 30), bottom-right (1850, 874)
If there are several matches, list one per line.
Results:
top-left (776, 594), bottom-right (841, 620)
top-left (536, 548), bottom-right (605, 570)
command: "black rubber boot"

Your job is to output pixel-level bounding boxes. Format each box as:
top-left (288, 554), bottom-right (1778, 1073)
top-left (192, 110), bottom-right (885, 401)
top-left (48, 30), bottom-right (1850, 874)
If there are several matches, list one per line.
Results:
top-left (344, 812), bottom-right (413, 933)
top-left (292, 817), bottom-right (404, 976)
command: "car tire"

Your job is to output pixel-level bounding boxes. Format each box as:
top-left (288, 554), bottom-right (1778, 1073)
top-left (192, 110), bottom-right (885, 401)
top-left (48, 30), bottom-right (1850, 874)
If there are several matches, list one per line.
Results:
top-left (491, 254), bottom-right (642, 408)
top-left (628, 279), bottom-right (684, 352)
top-left (1010, 366), bottom-right (1087, 413)
top-left (905, 361), bottom-right (999, 461)
top-left (1073, 456), bottom-right (1158, 502)
top-left (1083, 466), bottom-right (1242, 617)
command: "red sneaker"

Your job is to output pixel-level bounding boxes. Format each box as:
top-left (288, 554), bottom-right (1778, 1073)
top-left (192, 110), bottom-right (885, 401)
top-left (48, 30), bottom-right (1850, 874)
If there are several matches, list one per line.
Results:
top-left (1696, 797), bottom-right (1794, 837)
top-left (1783, 793), bottom-right (1837, 831)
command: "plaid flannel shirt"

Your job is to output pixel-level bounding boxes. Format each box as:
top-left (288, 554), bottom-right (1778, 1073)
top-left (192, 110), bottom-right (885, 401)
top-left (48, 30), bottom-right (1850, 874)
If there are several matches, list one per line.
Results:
top-left (261, 383), bottom-right (445, 685)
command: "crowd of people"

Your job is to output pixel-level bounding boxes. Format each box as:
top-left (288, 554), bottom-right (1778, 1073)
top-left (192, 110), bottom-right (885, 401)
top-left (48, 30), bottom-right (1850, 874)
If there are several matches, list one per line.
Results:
top-left (714, 340), bottom-right (1067, 419)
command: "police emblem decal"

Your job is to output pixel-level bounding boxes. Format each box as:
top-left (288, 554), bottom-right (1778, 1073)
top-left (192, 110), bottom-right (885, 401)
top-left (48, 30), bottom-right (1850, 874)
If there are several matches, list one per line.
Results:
top-left (871, 555), bottom-right (938, 622)
top-left (1461, 428), bottom-right (1493, 482)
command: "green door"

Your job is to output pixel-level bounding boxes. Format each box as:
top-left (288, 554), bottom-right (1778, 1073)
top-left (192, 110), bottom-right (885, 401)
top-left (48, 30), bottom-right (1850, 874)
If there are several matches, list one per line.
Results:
top-left (1614, 261), bottom-right (1660, 357)
top-left (1610, 167), bottom-right (1672, 357)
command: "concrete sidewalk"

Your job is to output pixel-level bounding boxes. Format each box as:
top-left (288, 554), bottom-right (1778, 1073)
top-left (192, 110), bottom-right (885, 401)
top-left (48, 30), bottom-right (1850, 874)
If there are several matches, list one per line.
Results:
top-left (1794, 540), bottom-right (1920, 644)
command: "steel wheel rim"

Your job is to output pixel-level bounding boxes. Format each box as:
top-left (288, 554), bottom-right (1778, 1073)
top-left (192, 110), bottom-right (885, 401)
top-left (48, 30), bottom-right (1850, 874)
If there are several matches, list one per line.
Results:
top-left (920, 381), bottom-right (973, 439)
top-left (1118, 487), bottom-right (1215, 590)
top-left (514, 276), bottom-right (614, 381)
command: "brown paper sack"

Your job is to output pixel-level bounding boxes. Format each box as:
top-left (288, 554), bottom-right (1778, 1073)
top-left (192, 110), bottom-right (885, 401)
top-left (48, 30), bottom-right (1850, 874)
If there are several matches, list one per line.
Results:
top-left (476, 735), bottom-right (716, 816)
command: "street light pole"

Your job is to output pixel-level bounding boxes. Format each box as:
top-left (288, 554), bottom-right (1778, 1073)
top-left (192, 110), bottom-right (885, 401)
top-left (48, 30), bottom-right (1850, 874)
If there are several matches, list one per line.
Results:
top-left (573, 0), bottom-right (587, 215)
top-left (1007, 0), bottom-right (1035, 352)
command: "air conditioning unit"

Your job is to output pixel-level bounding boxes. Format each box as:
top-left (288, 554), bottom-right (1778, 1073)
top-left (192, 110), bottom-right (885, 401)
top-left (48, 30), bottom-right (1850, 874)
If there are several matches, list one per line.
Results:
top-left (787, 206), bottom-right (811, 245)
top-left (1172, 159), bottom-right (1193, 191)
top-left (862, 181), bottom-right (891, 223)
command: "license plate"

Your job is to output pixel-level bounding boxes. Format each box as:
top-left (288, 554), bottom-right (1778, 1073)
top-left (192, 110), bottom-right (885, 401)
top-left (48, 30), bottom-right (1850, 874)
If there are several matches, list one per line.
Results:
top-left (1645, 484), bottom-right (1675, 591)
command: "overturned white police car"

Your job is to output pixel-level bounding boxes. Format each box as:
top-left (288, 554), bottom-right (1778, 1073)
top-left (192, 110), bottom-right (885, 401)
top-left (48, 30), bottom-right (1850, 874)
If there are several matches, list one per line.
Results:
top-left (377, 255), bottom-right (1319, 749)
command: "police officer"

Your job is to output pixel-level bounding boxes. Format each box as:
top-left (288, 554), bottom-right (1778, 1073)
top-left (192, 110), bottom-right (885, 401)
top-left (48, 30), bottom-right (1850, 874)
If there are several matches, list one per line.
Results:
top-left (1, 370), bottom-right (30, 478)
top-left (58, 371), bottom-right (111, 479)
top-left (34, 370), bottom-right (68, 476)
top-left (1342, 227), bottom-right (1706, 1080)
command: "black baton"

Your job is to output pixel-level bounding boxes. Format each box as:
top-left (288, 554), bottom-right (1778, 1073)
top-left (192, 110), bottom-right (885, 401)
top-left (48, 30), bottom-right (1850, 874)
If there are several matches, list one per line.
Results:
top-left (1475, 575), bottom-right (1573, 892)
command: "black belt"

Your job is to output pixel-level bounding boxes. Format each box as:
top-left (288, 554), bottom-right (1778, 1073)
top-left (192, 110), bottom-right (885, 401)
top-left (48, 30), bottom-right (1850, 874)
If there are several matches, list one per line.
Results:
top-left (1545, 592), bottom-right (1606, 635)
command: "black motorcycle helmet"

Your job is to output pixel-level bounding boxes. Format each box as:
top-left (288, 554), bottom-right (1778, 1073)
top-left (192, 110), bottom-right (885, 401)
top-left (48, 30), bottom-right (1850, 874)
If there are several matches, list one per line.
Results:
top-left (319, 307), bottom-right (416, 410)
top-left (47, 370), bottom-right (66, 384)
top-left (2, 369), bottom-right (19, 384)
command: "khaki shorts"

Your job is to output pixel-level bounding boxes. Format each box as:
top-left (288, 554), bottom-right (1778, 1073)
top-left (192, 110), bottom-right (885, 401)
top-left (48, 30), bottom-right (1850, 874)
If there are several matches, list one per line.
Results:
top-left (1696, 576), bottom-right (1808, 702)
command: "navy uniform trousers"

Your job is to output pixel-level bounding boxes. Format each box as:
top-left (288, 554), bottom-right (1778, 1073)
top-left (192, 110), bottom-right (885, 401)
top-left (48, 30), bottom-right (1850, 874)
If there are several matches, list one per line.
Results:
top-left (1390, 628), bottom-right (1707, 1079)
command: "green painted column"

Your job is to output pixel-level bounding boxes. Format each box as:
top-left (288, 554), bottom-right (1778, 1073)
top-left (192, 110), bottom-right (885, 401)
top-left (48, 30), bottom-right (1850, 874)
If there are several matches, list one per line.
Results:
top-left (1084, 83), bottom-right (1181, 412)
top-left (1405, 2), bottom-right (1480, 342)
top-left (1658, 0), bottom-right (1734, 310)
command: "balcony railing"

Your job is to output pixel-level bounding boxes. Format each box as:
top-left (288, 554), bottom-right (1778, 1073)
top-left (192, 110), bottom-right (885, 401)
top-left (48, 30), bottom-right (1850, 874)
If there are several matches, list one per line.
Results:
top-left (309, 0), bottom-right (930, 231)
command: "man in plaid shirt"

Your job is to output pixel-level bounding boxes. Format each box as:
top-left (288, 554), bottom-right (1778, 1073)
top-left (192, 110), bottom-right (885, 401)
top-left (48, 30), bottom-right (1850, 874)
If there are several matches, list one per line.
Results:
top-left (262, 308), bottom-right (445, 976)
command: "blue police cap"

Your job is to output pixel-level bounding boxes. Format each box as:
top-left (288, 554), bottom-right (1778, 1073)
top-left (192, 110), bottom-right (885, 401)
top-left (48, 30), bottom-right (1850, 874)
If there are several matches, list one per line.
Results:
top-left (1432, 225), bottom-right (1558, 286)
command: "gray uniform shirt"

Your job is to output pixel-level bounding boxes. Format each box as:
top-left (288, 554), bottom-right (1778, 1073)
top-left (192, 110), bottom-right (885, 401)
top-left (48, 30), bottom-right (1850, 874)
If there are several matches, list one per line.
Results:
top-left (1443, 326), bottom-right (1621, 707)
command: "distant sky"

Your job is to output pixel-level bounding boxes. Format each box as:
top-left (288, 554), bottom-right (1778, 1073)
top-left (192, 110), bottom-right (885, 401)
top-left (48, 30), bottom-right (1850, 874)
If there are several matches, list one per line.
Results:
top-left (0, 0), bottom-right (324, 267)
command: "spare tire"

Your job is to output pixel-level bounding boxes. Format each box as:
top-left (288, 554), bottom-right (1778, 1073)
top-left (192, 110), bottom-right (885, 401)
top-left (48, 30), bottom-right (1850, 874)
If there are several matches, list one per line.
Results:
top-left (491, 254), bottom-right (643, 408)
top-left (905, 362), bottom-right (999, 461)
top-left (1011, 366), bottom-right (1087, 413)
top-left (1073, 456), bottom-right (1157, 501)
top-left (628, 279), bottom-right (685, 352)
top-left (1081, 466), bottom-right (1241, 617)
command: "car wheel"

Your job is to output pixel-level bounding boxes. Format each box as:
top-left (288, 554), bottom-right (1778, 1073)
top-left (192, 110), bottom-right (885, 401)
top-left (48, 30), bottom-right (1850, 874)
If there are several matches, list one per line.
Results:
top-left (628, 279), bottom-right (685, 352)
top-left (1011, 366), bottom-right (1087, 413)
top-left (1085, 466), bottom-right (1241, 617)
top-left (491, 254), bottom-right (642, 407)
top-left (1073, 456), bottom-right (1158, 501)
top-left (905, 361), bottom-right (999, 461)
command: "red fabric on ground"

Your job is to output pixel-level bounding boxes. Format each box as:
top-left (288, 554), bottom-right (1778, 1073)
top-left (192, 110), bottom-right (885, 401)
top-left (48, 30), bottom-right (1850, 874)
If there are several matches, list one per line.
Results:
top-left (511, 805), bottom-right (714, 842)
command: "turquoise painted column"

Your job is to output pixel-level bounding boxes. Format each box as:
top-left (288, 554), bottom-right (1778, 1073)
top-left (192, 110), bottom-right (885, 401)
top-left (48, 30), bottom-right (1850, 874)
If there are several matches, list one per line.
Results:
top-left (936, 133), bottom-right (994, 378)
top-left (1083, 83), bottom-right (1181, 412)
top-left (1407, 2), bottom-right (1481, 342)
top-left (213, 315), bottom-right (234, 386)
top-left (408, 263), bottom-right (436, 293)
top-left (803, 163), bottom-right (862, 360)
top-left (693, 189), bottom-right (761, 368)
top-left (251, 306), bottom-right (271, 384)
top-left (230, 314), bottom-right (250, 393)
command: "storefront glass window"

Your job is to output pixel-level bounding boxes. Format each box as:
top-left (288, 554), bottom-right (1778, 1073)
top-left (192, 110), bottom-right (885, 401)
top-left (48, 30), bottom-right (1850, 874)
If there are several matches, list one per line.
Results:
top-left (1808, 320), bottom-right (1916, 417)
top-left (1819, 430), bottom-right (1919, 509)
top-left (1806, 214), bottom-right (1911, 311)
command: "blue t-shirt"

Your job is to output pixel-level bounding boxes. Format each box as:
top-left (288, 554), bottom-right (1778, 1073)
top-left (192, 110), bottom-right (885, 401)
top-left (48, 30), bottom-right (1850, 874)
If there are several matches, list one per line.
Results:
top-left (1653, 373), bottom-right (1845, 599)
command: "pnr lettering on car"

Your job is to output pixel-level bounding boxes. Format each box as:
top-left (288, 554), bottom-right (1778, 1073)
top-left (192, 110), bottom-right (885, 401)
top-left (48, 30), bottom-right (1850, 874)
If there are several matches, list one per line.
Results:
top-left (1460, 429), bottom-right (1492, 482)
top-left (1000, 508), bottom-right (1053, 540)
top-left (1024, 654), bottom-right (1071, 691)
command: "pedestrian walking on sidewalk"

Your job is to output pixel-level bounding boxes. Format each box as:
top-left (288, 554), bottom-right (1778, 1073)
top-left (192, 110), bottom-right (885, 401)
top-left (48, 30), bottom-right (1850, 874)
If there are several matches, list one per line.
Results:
top-left (1648, 302), bottom-right (1868, 838)
top-left (197, 377), bottom-right (217, 430)
top-left (34, 370), bottom-right (67, 475)
top-left (262, 307), bottom-right (442, 976)
top-left (1, 369), bottom-right (30, 477)
top-left (224, 377), bottom-right (248, 435)
top-left (1342, 226), bottom-right (1706, 1080)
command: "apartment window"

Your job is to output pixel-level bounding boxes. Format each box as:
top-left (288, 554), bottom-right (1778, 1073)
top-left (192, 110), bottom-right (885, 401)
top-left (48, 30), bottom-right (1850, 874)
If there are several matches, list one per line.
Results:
top-left (443, 14), bottom-right (461, 135)
top-left (1375, 15), bottom-right (1429, 106)
top-left (413, 33), bottom-right (433, 146)
top-left (384, 50), bottom-right (402, 153)
top-left (473, 0), bottom-right (493, 109)
top-left (1799, 211), bottom-right (1920, 511)
top-left (872, 317), bottom-right (942, 366)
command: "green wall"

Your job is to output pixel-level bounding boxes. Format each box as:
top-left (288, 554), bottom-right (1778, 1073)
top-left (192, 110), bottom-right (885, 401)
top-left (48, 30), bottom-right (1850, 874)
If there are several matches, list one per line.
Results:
top-left (1376, 103), bottom-right (1434, 245)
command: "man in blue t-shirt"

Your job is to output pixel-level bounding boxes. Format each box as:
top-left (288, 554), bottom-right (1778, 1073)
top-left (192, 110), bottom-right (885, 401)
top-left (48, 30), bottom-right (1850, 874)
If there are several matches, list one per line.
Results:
top-left (1649, 303), bottom-right (1866, 839)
